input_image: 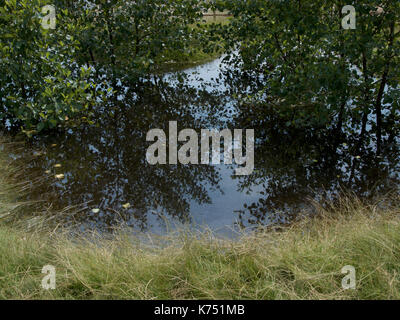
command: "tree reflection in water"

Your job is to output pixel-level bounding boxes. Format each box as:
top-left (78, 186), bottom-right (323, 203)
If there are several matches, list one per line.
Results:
top-left (8, 59), bottom-right (400, 233)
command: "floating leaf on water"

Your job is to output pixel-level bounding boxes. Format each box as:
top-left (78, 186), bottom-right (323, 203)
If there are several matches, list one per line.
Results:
top-left (54, 164), bottom-right (62, 168)
top-left (122, 203), bottom-right (131, 209)
top-left (55, 174), bottom-right (64, 179)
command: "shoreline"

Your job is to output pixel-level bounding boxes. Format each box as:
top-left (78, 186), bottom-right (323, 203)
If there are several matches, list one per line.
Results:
top-left (0, 137), bottom-right (399, 299)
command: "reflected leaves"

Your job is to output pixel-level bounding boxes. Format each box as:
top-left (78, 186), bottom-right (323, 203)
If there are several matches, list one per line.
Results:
top-left (20, 77), bottom-right (225, 231)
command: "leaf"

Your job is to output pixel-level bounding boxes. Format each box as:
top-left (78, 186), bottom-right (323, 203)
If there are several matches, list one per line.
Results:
top-left (122, 203), bottom-right (131, 209)
top-left (37, 122), bottom-right (45, 132)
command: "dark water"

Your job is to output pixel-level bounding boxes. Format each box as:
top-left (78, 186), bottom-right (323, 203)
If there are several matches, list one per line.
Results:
top-left (9, 57), bottom-right (400, 234)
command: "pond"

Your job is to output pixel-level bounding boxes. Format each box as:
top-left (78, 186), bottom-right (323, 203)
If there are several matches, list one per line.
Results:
top-left (8, 56), bottom-right (400, 235)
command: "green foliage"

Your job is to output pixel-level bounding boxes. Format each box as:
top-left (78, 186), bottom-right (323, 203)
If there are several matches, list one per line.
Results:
top-left (0, 0), bottom-right (102, 133)
top-left (213, 0), bottom-right (400, 154)
top-left (0, 0), bottom-right (207, 134)
top-left (56, 0), bottom-right (207, 79)
top-left (1, 0), bottom-right (399, 147)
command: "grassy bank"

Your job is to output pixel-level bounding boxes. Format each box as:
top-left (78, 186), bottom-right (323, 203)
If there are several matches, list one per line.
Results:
top-left (1, 199), bottom-right (399, 300)
top-left (0, 138), bottom-right (399, 300)
top-left (154, 15), bottom-right (230, 72)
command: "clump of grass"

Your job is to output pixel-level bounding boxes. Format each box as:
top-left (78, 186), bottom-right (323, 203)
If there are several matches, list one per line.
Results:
top-left (0, 138), bottom-right (32, 223)
top-left (0, 196), bottom-right (399, 300)
top-left (0, 136), bottom-right (84, 231)
top-left (0, 136), bottom-right (399, 300)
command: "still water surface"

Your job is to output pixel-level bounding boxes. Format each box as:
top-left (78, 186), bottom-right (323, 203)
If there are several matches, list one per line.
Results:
top-left (9, 56), bottom-right (400, 234)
